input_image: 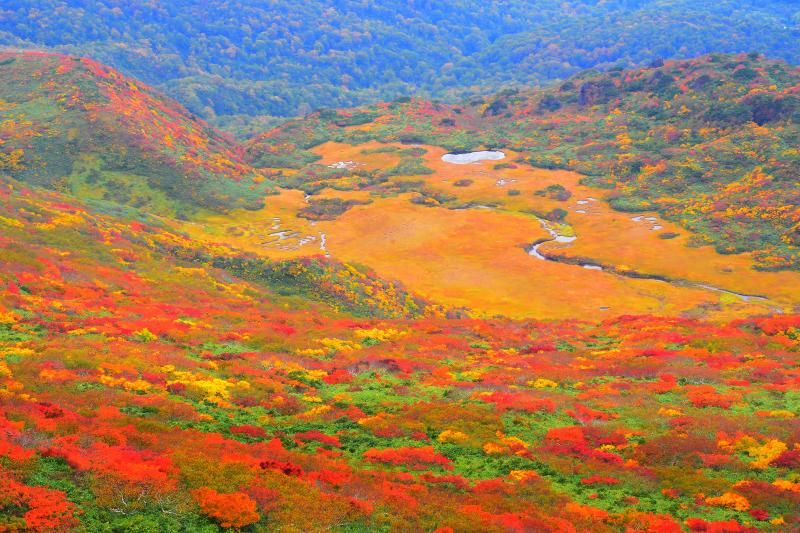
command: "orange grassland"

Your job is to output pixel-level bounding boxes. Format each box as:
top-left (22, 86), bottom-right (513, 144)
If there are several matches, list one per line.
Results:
top-left (175, 141), bottom-right (800, 319)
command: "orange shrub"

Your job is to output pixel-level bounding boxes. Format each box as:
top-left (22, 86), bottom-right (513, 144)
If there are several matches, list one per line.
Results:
top-left (191, 487), bottom-right (260, 529)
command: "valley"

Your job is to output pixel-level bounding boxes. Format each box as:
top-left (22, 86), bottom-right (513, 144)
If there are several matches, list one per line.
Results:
top-left (1, 48), bottom-right (799, 532)
top-left (178, 140), bottom-right (800, 320)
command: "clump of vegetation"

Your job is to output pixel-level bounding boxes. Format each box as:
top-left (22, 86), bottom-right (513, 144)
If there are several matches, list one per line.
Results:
top-left (545, 207), bottom-right (569, 221)
top-left (535, 184), bottom-right (572, 201)
top-left (411, 189), bottom-right (456, 207)
top-left (297, 197), bottom-right (371, 220)
top-left (361, 146), bottom-right (401, 155)
top-left (386, 157), bottom-right (435, 177)
top-left (371, 179), bottom-right (426, 197)
top-left (608, 195), bottom-right (653, 213)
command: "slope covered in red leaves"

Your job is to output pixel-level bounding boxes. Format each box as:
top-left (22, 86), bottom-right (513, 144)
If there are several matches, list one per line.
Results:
top-left (2, 174), bottom-right (799, 532)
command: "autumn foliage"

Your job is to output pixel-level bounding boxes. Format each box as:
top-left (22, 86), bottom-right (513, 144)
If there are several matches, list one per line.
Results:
top-left (0, 473), bottom-right (79, 531)
top-left (0, 52), bottom-right (799, 532)
top-left (191, 488), bottom-right (260, 529)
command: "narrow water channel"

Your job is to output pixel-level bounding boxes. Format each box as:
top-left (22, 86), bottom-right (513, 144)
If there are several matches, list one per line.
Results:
top-left (528, 217), bottom-right (777, 308)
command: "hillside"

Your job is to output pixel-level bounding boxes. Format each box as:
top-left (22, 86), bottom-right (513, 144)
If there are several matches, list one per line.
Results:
top-left (2, 165), bottom-right (800, 532)
top-left (1, 1), bottom-right (799, 128)
top-left (3, 51), bottom-right (800, 318)
top-left (0, 51), bottom-right (271, 215)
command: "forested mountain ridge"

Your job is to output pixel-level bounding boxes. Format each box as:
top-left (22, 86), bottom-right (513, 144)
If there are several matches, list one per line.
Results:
top-left (1, 0), bottom-right (799, 130)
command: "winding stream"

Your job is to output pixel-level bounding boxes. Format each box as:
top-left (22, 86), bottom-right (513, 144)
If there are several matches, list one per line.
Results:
top-left (527, 217), bottom-right (777, 308)
top-left (529, 218), bottom-right (577, 260)
top-left (319, 233), bottom-right (330, 257)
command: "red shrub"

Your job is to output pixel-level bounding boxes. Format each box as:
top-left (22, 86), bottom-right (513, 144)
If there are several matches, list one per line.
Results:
top-left (166, 382), bottom-right (187, 394)
top-left (773, 449), bottom-right (800, 468)
top-left (259, 459), bottom-right (303, 477)
top-left (0, 473), bottom-right (79, 531)
top-left (323, 369), bottom-right (353, 384)
top-left (581, 476), bottom-right (620, 485)
top-left (685, 518), bottom-right (759, 532)
top-left (293, 430), bottom-right (341, 448)
top-left (230, 425), bottom-right (267, 439)
top-left (363, 446), bottom-right (452, 470)
top-left (420, 473), bottom-right (470, 490)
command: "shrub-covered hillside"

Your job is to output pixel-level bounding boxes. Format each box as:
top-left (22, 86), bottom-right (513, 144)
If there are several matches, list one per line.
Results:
top-left (0, 51), bottom-right (272, 215)
top-left (2, 173), bottom-right (800, 532)
top-left (3, 51), bottom-right (799, 272)
top-left (1, 46), bottom-right (800, 533)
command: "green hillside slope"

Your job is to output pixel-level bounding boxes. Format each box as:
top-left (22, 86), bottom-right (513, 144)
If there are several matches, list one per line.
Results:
top-left (0, 51), bottom-right (272, 215)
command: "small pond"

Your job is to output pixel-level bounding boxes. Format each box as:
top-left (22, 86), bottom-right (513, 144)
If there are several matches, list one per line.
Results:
top-left (442, 150), bottom-right (505, 164)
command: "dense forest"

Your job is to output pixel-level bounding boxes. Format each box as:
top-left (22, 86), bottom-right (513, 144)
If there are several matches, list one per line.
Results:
top-left (1, 1), bottom-right (799, 132)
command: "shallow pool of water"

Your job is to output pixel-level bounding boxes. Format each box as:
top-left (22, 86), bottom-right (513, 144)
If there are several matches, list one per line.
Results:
top-left (442, 151), bottom-right (505, 164)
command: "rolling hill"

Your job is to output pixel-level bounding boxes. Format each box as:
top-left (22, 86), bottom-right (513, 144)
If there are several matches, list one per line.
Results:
top-left (0, 51), bottom-right (272, 215)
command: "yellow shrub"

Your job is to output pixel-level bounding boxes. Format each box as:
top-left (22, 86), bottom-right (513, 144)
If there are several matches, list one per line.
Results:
top-left (133, 328), bottom-right (158, 342)
top-left (528, 378), bottom-right (558, 389)
top-left (747, 439), bottom-right (787, 470)
top-left (773, 479), bottom-right (800, 493)
top-left (459, 370), bottom-right (483, 382)
top-left (483, 442), bottom-right (507, 455)
top-left (295, 348), bottom-right (326, 357)
top-left (300, 405), bottom-right (331, 418)
top-left (509, 470), bottom-right (539, 482)
top-left (302, 395), bottom-right (323, 403)
top-left (319, 338), bottom-right (361, 354)
top-left (123, 379), bottom-right (152, 393)
top-left (438, 429), bottom-right (469, 444)
top-left (765, 410), bottom-right (795, 419)
top-left (499, 434), bottom-right (528, 450)
top-left (0, 216), bottom-right (22, 228)
top-left (354, 327), bottom-right (405, 342)
top-left (705, 492), bottom-right (750, 511)
top-left (0, 311), bottom-right (19, 324)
